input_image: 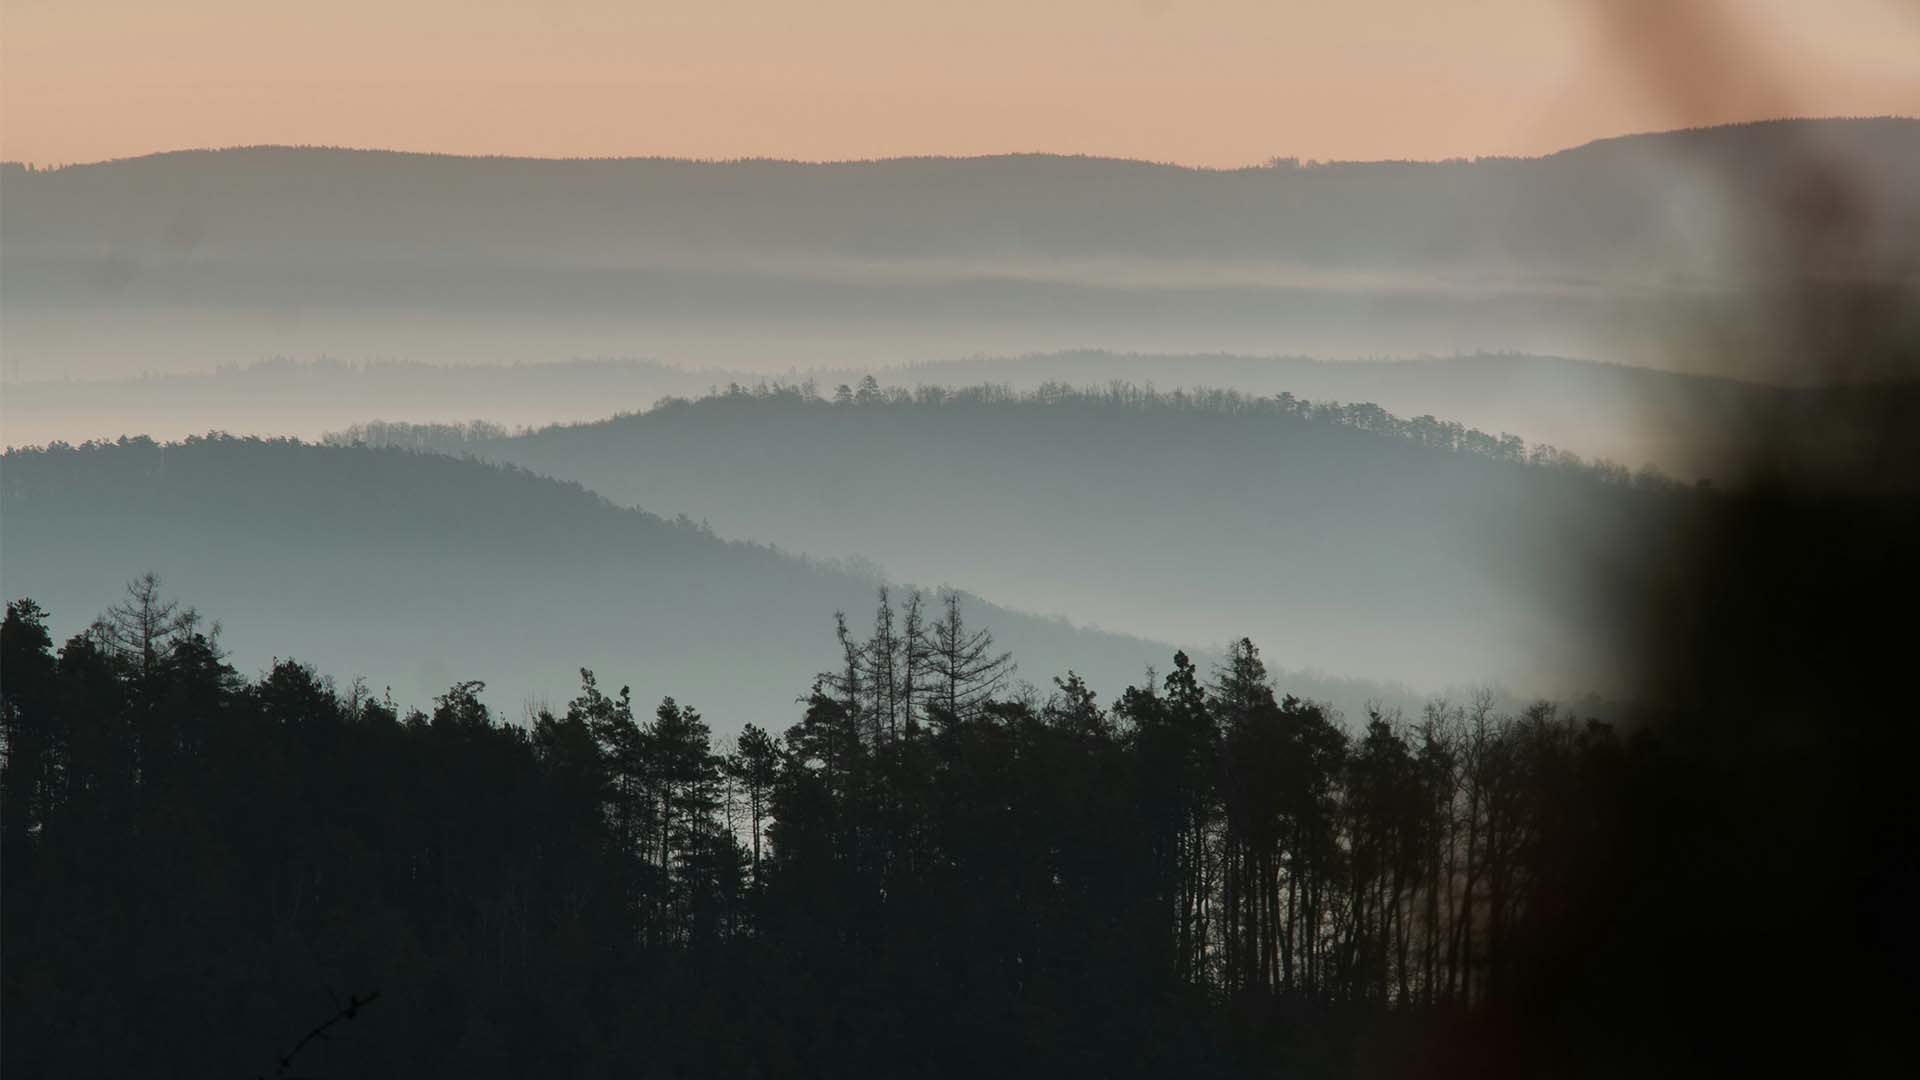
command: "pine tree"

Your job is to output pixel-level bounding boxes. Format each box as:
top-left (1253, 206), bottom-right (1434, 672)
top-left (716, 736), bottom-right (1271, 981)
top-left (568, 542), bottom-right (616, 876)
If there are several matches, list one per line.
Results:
top-left (727, 723), bottom-right (780, 882)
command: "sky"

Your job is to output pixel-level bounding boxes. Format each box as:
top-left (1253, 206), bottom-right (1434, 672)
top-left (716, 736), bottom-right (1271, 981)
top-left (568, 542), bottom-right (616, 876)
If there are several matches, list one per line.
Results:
top-left (2, 0), bottom-right (1915, 169)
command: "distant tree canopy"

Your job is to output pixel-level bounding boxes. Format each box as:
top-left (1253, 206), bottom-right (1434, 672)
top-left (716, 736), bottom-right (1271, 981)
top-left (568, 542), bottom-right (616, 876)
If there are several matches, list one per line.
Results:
top-left (329, 378), bottom-right (1681, 492)
top-left (314, 377), bottom-right (1693, 698)
top-left (5, 581), bottom-right (1644, 1077)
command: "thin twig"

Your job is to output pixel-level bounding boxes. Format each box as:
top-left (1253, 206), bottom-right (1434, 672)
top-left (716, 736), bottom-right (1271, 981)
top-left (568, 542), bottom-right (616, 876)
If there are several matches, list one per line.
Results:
top-left (261, 990), bottom-right (381, 1079)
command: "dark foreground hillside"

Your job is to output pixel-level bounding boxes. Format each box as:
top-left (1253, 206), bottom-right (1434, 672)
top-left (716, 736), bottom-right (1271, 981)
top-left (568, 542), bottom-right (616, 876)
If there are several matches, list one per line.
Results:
top-left (0, 593), bottom-right (1543, 1077)
top-left (5, 513), bottom-right (1915, 1078)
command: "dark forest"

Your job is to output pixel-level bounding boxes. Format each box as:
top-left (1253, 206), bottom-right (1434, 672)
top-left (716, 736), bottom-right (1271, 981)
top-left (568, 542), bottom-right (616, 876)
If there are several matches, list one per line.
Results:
top-left (6, 550), bottom-right (1914, 1076)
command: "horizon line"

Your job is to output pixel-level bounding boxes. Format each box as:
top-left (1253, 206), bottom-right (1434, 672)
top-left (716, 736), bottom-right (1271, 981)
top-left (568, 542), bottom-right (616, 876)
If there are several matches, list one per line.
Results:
top-left (5, 115), bottom-right (1910, 174)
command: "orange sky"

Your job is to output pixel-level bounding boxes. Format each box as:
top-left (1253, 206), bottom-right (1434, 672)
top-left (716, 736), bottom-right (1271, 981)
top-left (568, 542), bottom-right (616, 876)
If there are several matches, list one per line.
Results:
top-left (2, 0), bottom-right (1915, 168)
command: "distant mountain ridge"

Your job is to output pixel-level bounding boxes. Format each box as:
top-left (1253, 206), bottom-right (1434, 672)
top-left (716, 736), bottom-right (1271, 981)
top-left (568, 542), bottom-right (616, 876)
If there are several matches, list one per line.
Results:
top-left (10, 119), bottom-right (1911, 273)
top-left (6, 118), bottom-right (1913, 380)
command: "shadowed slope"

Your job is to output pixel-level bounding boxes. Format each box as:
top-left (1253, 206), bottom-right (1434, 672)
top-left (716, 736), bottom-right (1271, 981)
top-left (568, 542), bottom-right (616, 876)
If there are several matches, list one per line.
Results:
top-left (0, 436), bottom-right (1208, 726)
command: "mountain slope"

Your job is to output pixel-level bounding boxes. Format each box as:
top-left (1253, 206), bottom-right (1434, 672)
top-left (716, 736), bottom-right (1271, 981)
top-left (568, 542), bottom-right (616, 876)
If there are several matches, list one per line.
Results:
top-left (339, 385), bottom-right (1689, 697)
top-left (0, 351), bottom-right (1766, 475)
top-left (1, 436), bottom-right (1258, 727)
top-left (7, 349), bottom-right (1888, 483)
top-left (853, 351), bottom-right (1792, 478)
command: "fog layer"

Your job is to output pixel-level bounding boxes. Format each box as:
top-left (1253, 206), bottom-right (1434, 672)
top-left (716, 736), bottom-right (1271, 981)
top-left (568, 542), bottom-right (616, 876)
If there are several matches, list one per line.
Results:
top-left (6, 119), bottom-right (1913, 384)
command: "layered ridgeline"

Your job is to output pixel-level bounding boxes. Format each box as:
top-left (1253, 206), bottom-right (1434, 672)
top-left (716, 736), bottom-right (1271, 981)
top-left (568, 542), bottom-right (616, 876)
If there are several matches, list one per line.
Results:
top-left (878, 353), bottom-right (1919, 483)
top-left (0, 435), bottom-right (1418, 726)
top-left (871, 351), bottom-right (1805, 481)
top-left (6, 119), bottom-right (1914, 380)
top-left (1, 351), bottom-right (1798, 479)
top-left (333, 383), bottom-right (1689, 699)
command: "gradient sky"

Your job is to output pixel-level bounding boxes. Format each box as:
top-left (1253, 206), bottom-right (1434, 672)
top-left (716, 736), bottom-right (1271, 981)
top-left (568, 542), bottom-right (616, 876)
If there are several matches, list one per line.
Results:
top-left (3, 0), bottom-right (1916, 168)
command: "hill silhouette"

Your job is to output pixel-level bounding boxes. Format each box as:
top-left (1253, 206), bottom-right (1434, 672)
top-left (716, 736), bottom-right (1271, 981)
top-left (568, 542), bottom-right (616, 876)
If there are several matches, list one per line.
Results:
top-left (333, 382), bottom-right (1690, 699)
top-left (0, 351), bottom-right (1813, 479)
top-left (879, 352), bottom-right (1920, 481)
top-left (6, 119), bottom-right (1912, 380)
top-left (0, 434), bottom-right (1420, 726)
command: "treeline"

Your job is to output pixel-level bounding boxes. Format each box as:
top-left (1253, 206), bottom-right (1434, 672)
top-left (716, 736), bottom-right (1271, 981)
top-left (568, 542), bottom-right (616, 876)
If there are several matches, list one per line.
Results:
top-left (331, 376), bottom-right (1681, 492)
top-left (4, 579), bottom-right (1631, 1076)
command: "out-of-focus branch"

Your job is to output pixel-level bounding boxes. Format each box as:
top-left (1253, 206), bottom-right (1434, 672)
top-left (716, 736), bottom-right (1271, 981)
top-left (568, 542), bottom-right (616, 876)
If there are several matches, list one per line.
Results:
top-left (261, 990), bottom-right (381, 1079)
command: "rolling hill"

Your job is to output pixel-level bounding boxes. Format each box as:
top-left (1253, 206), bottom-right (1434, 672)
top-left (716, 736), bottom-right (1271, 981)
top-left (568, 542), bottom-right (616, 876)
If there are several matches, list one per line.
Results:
top-left (0, 434), bottom-right (1420, 728)
top-left (2, 349), bottom-right (1870, 483)
top-left (332, 383), bottom-right (1692, 698)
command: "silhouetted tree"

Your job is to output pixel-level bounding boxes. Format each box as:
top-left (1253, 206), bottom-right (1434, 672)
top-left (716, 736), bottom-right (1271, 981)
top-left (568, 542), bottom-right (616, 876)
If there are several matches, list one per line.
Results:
top-left (925, 592), bottom-right (1012, 727)
top-left (7, 582), bottom-right (1770, 1078)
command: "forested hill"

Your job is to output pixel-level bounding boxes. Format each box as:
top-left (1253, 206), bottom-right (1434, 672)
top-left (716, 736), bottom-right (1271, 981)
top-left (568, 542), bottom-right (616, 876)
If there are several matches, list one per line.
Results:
top-left (875, 351), bottom-right (1788, 479)
top-left (335, 383), bottom-right (1689, 699)
top-left (0, 436), bottom-right (1411, 725)
top-left (0, 351), bottom-right (1787, 477)
top-left (0, 591), bottom-right (1625, 1077)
